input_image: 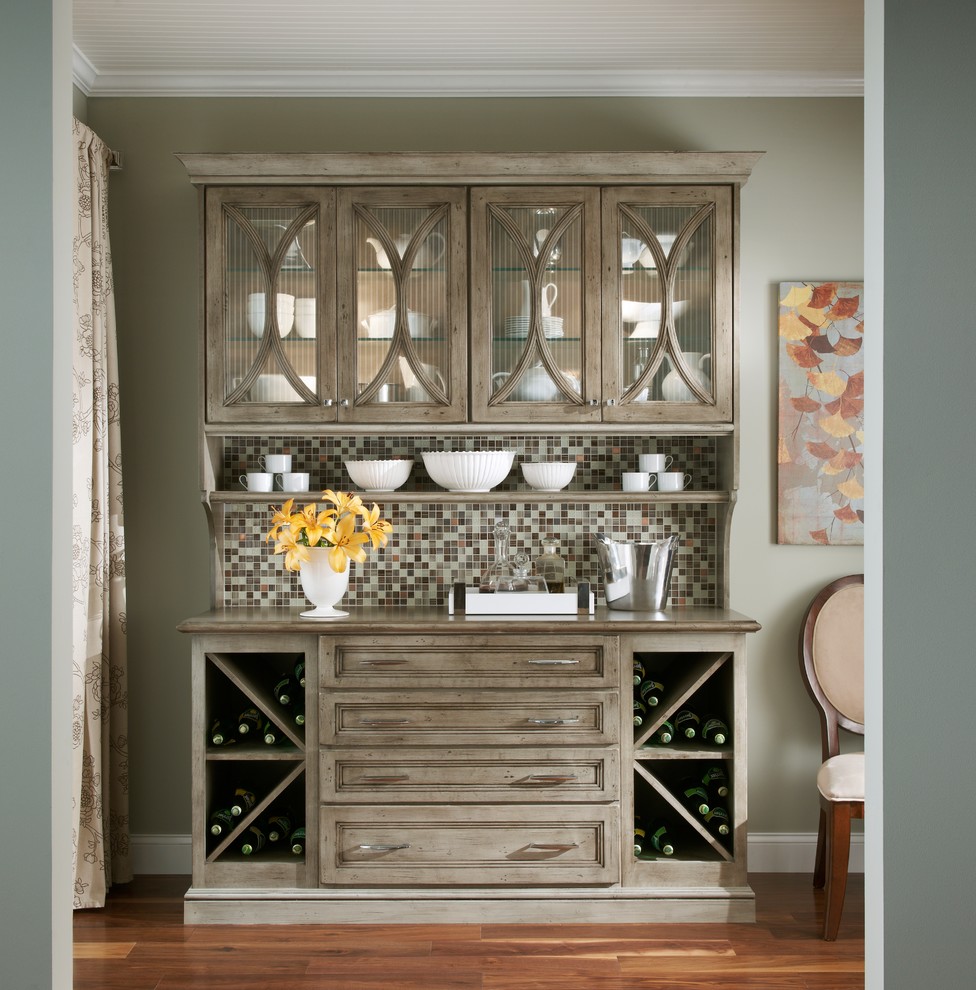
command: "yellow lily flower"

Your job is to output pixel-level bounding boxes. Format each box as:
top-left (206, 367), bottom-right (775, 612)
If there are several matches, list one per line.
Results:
top-left (265, 498), bottom-right (295, 542)
top-left (271, 527), bottom-right (311, 572)
top-left (324, 512), bottom-right (370, 572)
top-left (361, 502), bottom-right (393, 549)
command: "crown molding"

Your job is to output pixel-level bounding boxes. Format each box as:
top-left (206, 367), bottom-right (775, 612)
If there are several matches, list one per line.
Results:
top-left (74, 64), bottom-right (863, 99)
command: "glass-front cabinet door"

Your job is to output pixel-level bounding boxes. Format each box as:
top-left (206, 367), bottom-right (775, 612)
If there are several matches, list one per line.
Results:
top-left (336, 188), bottom-right (467, 424)
top-left (470, 187), bottom-right (602, 423)
top-left (206, 187), bottom-right (337, 425)
top-left (601, 186), bottom-right (733, 423)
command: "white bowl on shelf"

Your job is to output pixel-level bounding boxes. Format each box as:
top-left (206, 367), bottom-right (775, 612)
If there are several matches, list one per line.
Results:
top-left (520, 461), bottom-right (577, 492)
top-left (622, 298), bottom-right (689, 330)
top-left (421, 450), bottom-right (515, 493)
top-left (343, 458), bottom-right (413, 492)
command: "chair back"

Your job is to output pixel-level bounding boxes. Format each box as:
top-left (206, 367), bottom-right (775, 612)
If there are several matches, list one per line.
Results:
top-left (799, 574), bottom-right (864, 762)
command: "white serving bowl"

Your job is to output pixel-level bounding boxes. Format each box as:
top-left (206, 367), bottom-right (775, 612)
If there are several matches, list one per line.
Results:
top-left (343, 458), bottom-right (413, 492)
top-left (520, 461), bottom-right (577, 492)
top-left (421, 450), bottom-right (515, 493)
top-left (621, 298), bottom-right (689, 327)
top-left (252, 374), bottom-right (315, 403)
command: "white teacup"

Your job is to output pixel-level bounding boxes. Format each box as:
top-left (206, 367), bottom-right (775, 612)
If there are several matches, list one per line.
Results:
top-left (260, 453), bottom-right (292, 473)
top-left (277, 471), bottom-right (310, 492)
top-left (621, 235), bottom-right (646, 268)
top-left (639, 453), bottom-right (674, 473)
top-left (240, 472), bottom-right (273, 492)
top-left (622, 471), bottom-right (651, 492)
top-left (658, 471), bottom-right (692, 492)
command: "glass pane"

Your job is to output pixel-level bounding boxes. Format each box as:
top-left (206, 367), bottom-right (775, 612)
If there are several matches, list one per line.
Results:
top-left (355, 205), bottom-right (449, 406)
top-left (489, 205), bottom-right (583, 404)
top-left (617, 203), bottom-right (714, 404)
top-left (223, 205), bottom-right (317, 405)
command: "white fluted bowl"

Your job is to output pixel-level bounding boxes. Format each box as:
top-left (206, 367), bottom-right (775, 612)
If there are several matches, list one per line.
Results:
top-left (344, 459), bottom-right (413, 492)
top-left (422, 450), bottom-right (515, 493)
top-left (520, 461), bottom-right (577, 492)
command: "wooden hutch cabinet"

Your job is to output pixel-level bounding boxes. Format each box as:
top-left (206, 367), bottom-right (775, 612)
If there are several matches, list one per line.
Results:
top-left (178, 151), bottom-right (762, 924)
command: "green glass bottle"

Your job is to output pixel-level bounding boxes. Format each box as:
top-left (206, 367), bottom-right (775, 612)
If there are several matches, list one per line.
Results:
top-left (237, 706), bottom-right (263, 736)
top-left (653, 720), bottom-right (674, 744)
top-left (289, 826), bottom-right (306, 856)
top-left (293, 704), bottom-right (305, 727)
top-left (674, 708), bottom-right (700, 739)
top-left (229, 788), bottom-right (256, 817)
top-left (266, 810), bottom-right (294, 843)
top-left (639, 678), bottom-right (664, 707)
top-left (262, 720), bottom-right (282, 745)
top-left (294, 659), bottom-right (306, 687)
top-left (701, 715), bottom-right (730, 746)
top-left (678, 777), bottom-right (710, 816)
top-left (647, 818), bottom-right (675, 856)
top-left (703, 806), bottom-right (731, 836)
top-left (239, 823), bottom-right (266, 856)
top-left (633, 697), bottom-right (648, 726)
top-left (632, 659), bottom-right (646, 687)
top-left (633, 820), bottom-right (646, 856)
top-left (701, 765), bottom-right (730, 799)
top-left (208, 807), bottom-right (234, 836)
top-left (273, 675), bottom-right (296, 707)
top-left (209, 716), bottom-right (236, 747)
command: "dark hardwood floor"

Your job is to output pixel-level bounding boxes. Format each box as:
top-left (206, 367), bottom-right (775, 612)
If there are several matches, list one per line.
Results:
top-left (73, 873), bottom-right (864, 989)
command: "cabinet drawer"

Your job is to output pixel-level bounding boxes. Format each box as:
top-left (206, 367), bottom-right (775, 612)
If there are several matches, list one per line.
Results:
top-left (320, 689), bottom-right (619, 746)
top-left (321, 746), bottom-right (619, 803)
top-left (320, 804), bottom-right (619, 886)
top-left (320, 635), bottom-right (617, 688)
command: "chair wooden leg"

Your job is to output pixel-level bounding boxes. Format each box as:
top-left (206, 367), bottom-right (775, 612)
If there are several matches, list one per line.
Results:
top-left (813, 807), bottom-right (827, 889)
top-left (822, 800), bottom-right (853, 941)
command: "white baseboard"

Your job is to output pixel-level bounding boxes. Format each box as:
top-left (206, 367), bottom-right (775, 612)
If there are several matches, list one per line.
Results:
top-left (130, 831), bottom-right (864, 877)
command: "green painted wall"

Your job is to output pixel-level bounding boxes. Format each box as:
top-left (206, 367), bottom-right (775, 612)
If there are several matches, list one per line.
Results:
top-left (86, 95), bottom-right (864, 841)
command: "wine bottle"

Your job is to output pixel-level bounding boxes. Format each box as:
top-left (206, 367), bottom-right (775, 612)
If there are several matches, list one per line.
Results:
top-left (208, 807), bottom-right (234, 836)
top-left (653, 719), bottom-right (674, 744)
top-left (229, 787), bottom-right (256, 817)
top-left (633, 821), bottom-right (646, 856)
top-left (647, 818), bottom-right (675, 856)
top-left (701, 765), bottom-right (730, 799)
top-left (239, 823), bottom-right (266, 856)
top-left (266, 810), bottom-right (294, 843)
top-left (639, 678), bottom-right (664, 707)
top-left (237, 706), bottom-right (263, 736)
top-left (633, 697), bottom-right (647, 726)
top-left (273, 675), bottom-right (296, 707)
top-left (632, 659), bottom-right (646, 686)
top-left (294, 659), bottom-right (306, 687)
top-left (701, 715), bottom-right (730, 746)
top-left (673, 708), bottom-right (700, 739)
top-left (293, 704), bottom-right (305, 727)
top-left (262, 720), bottom-right (285, 745)
top-left (289, 826), bottom-right (306, 856)
top-left (703, 806), bottom-right (731, 836)
top-left (678, 777), bottom-right (710, 816)
top-left (209, 716), bottom-right (236, 747)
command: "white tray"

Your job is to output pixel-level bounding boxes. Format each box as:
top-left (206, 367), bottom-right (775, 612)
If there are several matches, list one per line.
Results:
top-left (448, 582), bottom-right (594, 616)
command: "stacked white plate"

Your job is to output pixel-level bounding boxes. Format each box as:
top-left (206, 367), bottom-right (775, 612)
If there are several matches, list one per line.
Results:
top-left (502, 316), bottom-right (564, 339)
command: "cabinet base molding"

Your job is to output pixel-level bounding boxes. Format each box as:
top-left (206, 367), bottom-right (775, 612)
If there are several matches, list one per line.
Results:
top-left (183, 885), bottom-right (756, 925)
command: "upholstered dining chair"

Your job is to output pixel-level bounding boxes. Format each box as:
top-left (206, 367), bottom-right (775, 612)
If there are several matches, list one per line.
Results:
top-left (798, 573), bottom-right (864, 941)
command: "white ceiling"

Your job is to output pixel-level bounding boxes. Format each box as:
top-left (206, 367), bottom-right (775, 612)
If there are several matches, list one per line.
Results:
top-left (73, 0), bottom-right (864, 98)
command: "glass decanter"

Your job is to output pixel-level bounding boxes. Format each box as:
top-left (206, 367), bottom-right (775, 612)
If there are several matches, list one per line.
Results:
top-left (512, 552), bottom-right (548, 593)
top-left (478, 521), bottom-right (517, 593)
top-left (534, 535), bottom-right (567, 594)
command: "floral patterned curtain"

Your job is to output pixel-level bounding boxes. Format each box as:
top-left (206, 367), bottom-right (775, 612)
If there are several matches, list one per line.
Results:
top-left (71, 118), bottom-right (131, 908)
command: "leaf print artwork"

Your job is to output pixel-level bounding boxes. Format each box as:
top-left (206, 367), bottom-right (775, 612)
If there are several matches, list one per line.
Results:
top-left (777, 281), bottom-right (864, 545)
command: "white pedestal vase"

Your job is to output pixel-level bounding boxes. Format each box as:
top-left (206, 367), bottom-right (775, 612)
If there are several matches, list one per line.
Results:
top-left (298, 547), bottom-right (350, 618)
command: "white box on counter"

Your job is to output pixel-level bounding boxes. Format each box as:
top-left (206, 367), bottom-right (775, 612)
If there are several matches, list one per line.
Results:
top-left (448, 581), bottom-right (594, 616)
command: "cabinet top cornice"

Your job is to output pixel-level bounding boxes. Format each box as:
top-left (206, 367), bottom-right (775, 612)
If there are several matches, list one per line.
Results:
top-left (176, 151), bottom-right (763, 188)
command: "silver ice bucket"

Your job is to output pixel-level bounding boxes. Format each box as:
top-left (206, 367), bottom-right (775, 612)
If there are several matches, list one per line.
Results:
top-left (593, 532), bottom-right (680, 611)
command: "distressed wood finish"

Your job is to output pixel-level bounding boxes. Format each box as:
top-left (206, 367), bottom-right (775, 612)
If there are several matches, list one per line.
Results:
top-left (74, 873), bottom-right (865, 990)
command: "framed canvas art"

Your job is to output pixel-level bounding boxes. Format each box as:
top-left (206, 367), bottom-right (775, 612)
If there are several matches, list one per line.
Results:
top-left (777, 281), bottom-right (864, 545)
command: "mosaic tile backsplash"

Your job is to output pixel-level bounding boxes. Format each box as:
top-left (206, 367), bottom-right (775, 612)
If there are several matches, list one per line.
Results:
top-left (218, 434), bottom-right (725, 608)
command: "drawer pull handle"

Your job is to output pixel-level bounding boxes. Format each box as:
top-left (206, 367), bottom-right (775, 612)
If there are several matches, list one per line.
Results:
top-left (527, 717), bottom-right (580, 725)
top-left (359, 775), bottom-right (410, 783)
top-left (528, 842), bottom-right (579, 851)
top-left (358, 718), bottom-right (412, 726)
top-left (358, 843), bottom-right (410, 852)
top-left (358, 659), bottom-right (409, 666)
top-left (527, 659), bottom-right (580, 666)
top-left (527, 774), bottom-right (578, 783)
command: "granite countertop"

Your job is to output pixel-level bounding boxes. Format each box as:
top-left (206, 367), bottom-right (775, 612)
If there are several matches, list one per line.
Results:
top-left (178, 604), bottom-right (761, 634)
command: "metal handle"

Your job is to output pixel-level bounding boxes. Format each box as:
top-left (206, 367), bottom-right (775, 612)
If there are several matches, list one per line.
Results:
top-left (339, 397), bottom-right (350, 407)
top-left (322, 398), bottom-right (335, 407)
top-left (526, 659), bottom-right (580, 666)
top-left (587, 398), bottom-right (599, 406)
top-left (358, 718), bottom-right (412, 726)
top-left (358, 843), bottom-right (410, 851)
top-left (358, 659), bottom-right (409, 667)
top-left (526, 774), bottom-right (578, 783)
top-left (605, 397), bottom-right (616, 406)
top-left (527, 717), bottom-right (580, 725)
top-left (359, 775), bottom-right (410, 784)
top-left (527, 842), bottom-right (579, 851)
